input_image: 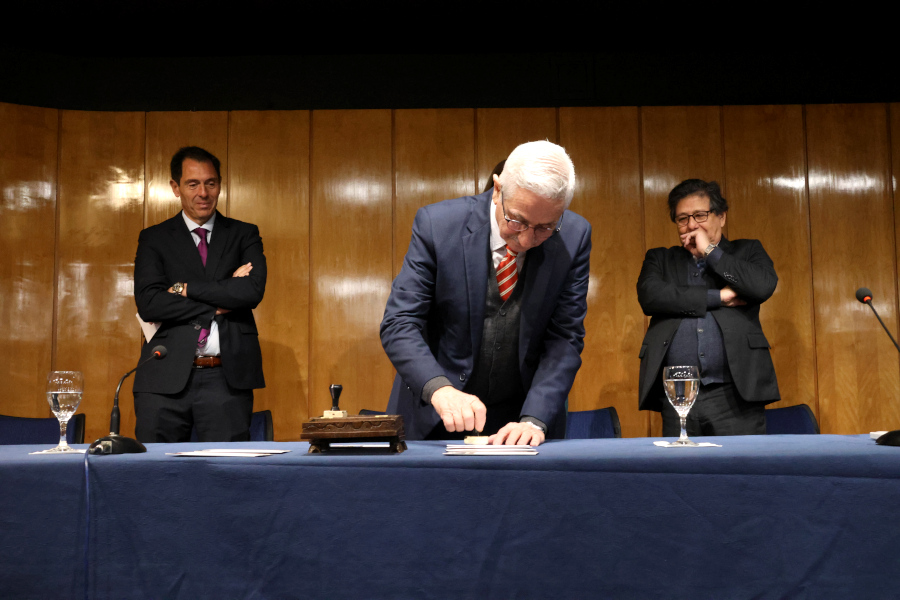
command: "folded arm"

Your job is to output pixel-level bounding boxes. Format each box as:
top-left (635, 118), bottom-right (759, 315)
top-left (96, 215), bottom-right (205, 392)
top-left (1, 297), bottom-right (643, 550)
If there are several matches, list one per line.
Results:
top-left (185, 226), bottom-right (267, 310)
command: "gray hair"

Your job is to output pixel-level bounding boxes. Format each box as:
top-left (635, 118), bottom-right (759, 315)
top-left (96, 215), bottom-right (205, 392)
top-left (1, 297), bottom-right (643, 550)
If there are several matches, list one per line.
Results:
top-left (499, 140), bottom-right (576, 208)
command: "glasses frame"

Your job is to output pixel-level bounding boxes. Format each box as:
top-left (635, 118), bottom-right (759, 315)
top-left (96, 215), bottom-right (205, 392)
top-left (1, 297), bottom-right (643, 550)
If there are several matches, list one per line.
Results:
top-left (500, 192), bottom-right (564, 237)
top-left (674, 211), bottom-right (712, 228)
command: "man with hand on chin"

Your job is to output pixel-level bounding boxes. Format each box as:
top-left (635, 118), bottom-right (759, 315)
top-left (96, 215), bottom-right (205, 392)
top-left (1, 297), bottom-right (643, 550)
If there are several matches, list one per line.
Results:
top-left (381, 141), bottom-right (591, 446)
top-left (637, 179), bottom-right (780, 436)
top-left (132, 146), bottom-right (267, 443)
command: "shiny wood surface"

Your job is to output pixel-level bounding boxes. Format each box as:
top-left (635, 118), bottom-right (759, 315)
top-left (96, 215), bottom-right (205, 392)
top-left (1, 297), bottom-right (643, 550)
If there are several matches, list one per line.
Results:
top-left (393, 109), bottom-right (476, 277)
top-left (56, 110), bottom-right (145, 442)
top-left (0, 102), bottom-right (58, 417)
top-left (640, 106), bottom-right (725, 435)
top-left (5, 102), bottom-right (900, 438)
top-left (560, 107), bottom-right (647, 437)
top-left (228, 111), bottom-right (310, 440)
top-left (806, 104), bottom-right (900, 434)
top-left (723, 105), bottom-right (818, 415)
top-left (476, 108), bottom-right (557, 192)
top-left (309, 110), bottom-right (395, 418)
top-left (145, 112), bottom-right (228, 226)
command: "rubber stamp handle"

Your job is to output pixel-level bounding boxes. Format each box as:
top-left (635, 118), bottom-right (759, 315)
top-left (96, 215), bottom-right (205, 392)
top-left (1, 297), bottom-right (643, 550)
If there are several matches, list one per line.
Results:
top-left (330, 384), bottom-right (343, 411)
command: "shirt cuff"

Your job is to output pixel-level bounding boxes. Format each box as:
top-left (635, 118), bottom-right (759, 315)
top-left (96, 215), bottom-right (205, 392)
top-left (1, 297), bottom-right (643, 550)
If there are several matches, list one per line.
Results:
top-left (707, 289), bottom-right (722, 309)
top-left (520, 415), bottom-right (547, 433)
top-left (422, 376), bottom-right (453, 405)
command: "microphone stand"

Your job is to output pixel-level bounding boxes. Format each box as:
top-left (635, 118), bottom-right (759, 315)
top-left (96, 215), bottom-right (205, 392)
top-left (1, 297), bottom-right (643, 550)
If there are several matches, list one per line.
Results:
top-left (856, 289), bottom-right (900, 446)
top-left (89, 348), bottom-right (165, 455)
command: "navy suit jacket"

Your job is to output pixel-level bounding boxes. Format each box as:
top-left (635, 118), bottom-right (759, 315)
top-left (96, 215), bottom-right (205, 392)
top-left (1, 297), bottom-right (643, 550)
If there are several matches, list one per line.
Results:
top-left (132, 212), bottom-right (266, 394)
top-left (381, 190), bottom-right (591, 439)
top-left (636, 237), bottom-right (780, 411)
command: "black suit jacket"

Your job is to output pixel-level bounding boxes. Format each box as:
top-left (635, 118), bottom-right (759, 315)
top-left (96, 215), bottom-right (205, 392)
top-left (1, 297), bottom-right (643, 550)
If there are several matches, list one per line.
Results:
top-left (636, 237), bottom-right (780, 411)
top-left (133, 212), bottom-right (266, 394)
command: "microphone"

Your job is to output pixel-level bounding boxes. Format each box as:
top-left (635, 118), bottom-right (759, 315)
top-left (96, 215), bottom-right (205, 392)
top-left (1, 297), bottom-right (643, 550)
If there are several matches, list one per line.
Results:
top-left (855, 288), bottom-right (900, 353)
top-left (855, 289), bottom-right (900, 446)
top-left (88, 345), bottom-right (167, 455)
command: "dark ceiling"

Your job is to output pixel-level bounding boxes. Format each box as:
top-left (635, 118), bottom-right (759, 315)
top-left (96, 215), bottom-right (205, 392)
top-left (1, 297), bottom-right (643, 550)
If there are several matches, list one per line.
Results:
top-left (1, 51), bottom-right (897, 111)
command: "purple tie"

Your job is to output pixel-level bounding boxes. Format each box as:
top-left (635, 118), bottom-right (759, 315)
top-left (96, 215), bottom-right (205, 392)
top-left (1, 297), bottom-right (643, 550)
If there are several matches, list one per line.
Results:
top-left (193, 228), bottom-right (210, 348)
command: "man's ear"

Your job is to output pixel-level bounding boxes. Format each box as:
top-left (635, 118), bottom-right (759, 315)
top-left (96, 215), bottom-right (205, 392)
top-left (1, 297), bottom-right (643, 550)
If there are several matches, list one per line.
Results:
top-left (492, 174), bottom-right (501, 204)
top-left (170, 179), bottom-right (181, 198)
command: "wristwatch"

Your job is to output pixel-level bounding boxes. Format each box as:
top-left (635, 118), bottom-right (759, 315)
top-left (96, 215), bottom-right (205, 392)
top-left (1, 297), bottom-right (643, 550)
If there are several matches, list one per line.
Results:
top-left (704, 243), bottom-right (717, 257)
top-left (171, 282), bottom-right (185, 294)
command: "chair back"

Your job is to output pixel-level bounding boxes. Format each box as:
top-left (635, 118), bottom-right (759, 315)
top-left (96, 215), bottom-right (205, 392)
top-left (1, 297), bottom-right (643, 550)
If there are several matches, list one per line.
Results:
top-left (565, 407), bottom-right (622, 439)
top-left (765, 404), bottom-right (820, 435)
top-left (0, 414), bottom-right (86, 445)
top-left (359, 409), bottom-right (387, 416)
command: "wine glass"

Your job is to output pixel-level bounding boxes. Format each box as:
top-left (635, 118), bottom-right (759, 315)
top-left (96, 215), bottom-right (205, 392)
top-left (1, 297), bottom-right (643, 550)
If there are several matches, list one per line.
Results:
top-left (44, 371), bottom-right (83, 453)
top-left (663, 366), bottom-right (700, 447)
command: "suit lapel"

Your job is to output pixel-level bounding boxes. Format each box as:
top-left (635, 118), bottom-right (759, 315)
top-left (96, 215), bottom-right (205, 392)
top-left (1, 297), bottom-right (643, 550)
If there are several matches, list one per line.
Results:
top-left (204, 212), bottom-right (229, 279)
top-left (519, 234), bottom-right (558, 365)
top-left (166, 214), bottom-right (206, 275)
top-left (462, 194), bottom-right (491, 357)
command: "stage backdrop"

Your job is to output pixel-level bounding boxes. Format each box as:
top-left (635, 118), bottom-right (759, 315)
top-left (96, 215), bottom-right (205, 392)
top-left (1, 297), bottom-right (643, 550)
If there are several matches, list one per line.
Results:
top-left (2, 101), bottom-right (899, 441)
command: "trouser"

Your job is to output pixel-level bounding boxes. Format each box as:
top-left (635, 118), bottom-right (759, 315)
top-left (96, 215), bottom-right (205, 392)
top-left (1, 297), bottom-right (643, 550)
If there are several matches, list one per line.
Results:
top-left (660, 381), bottom-right (766, 437)
top-left (135, 366), bottom-right (253, 443)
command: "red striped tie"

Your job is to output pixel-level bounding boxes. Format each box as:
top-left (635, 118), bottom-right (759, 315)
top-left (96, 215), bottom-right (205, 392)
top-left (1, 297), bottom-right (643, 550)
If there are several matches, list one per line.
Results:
top-left (497, 246), bottom-right (518, 301)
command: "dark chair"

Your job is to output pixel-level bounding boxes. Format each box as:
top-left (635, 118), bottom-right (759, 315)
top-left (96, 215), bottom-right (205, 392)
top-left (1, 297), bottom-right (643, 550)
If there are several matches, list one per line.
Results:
top-left (565, 407), bottom-right (622, 439)
top-left (765, 404), bottom-right (820, 434)
top-left (189, 410), bottom-right (275, 442)
top-left (359, 409), bottom-right (387, 416)
top-left (0, 413), bottom-right (86, 445)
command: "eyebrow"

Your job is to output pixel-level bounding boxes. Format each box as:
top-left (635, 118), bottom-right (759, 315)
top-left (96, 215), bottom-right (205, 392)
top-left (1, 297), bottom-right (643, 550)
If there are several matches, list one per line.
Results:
top-left (508, 208), bottom-right (559, 228)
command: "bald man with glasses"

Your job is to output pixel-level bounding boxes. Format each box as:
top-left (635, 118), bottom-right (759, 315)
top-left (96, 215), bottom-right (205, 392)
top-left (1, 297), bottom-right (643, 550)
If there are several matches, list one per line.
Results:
top-left (637, 179), bottom-right (781, 437)
top-left (381, 141), bottom-right (591, 445)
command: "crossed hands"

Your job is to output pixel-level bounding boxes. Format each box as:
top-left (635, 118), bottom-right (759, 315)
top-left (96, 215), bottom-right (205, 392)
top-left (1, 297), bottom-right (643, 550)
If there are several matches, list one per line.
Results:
top-left (166, 263), bottom-right (253, 315)
top-left (431, 386), bottom-right (545, 446)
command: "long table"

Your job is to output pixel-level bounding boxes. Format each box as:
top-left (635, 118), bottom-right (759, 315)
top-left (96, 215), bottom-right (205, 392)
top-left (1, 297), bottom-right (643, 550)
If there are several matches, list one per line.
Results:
top-left (2, 435), bottom-right (899, 599)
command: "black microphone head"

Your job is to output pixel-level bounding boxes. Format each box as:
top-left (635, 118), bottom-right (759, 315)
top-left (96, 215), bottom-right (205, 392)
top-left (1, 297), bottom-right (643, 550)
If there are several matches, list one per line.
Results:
top-left (856, 287), bottom-right (873, 304)
top-left (151, 345), bottom-right (168, 358)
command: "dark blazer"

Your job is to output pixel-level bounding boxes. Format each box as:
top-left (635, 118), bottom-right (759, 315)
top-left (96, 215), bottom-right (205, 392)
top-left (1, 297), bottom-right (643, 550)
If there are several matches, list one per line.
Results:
top-left (380, 190), bottom-right (592, 439)
top-left (133, 212), bottom-right (266, 394)
top-left (636, 237), bottom-right (780, 411)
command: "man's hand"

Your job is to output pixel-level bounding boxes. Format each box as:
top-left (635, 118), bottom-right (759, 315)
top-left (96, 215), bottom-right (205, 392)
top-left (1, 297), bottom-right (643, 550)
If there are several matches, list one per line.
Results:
top-left (431, 386), bottom-right (486, 433)
top-left (233, 262), bottom-right (252, 278)
top-left (680, 229), bottom-right (710, 259)
top-left (489, 422), bottom-right (545, 446)
top-left (720, 286), bottom-right (747, 307)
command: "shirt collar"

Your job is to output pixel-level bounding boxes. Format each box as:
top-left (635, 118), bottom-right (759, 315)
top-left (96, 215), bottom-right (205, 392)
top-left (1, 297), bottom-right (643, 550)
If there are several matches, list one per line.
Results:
top-left (488, 199), bottom-right (507, 253)
top-left (182, 210), bottom-right (215, 234)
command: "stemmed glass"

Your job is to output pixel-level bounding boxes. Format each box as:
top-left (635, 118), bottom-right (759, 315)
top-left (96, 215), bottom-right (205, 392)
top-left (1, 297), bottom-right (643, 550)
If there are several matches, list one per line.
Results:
top-left (44, 371), bottom-right (83, 453)
top-left (663, 366), bottom-right (700, 447)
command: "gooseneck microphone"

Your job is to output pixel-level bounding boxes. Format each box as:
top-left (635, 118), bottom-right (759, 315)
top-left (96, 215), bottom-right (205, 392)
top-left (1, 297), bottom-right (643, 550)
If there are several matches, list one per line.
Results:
top-left (855, 288), bottom-right (900, 353)
top-left (855, 289), bottom-right (900, 446)
top-left (88, 345), bottom-right (167, 455)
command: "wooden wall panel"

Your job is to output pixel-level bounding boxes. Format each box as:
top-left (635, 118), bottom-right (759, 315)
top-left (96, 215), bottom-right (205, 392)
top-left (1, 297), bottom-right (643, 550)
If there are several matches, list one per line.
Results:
top-left (723, 105), bottom-right (817, 414)
top-left (640, 106), bottom-right (724, 435)
top-left (559, 107), bottom-right (646, 437)
top-left (309, 110), bottom-right (394, 418)
top-left (0, 102), bottom-right (58, 417)
top-left (641, 106), bottom-right (725, 253)
top-left (228, 111), bottom-right (310, 440)
top-left (56, 110), bottom-right (145, 442)
top-left (393, 109), bottom-right (476, 277)
top-left (807, 103), bottom-right (900, 434)
top-left (145, 112), bottom-right (228, 227)
top-left (476, 108), bottom-right (557, 192)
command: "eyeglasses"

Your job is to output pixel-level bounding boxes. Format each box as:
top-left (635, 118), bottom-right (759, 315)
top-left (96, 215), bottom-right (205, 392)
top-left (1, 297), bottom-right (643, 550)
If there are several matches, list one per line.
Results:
top-left (501, 193), bottom-right (563, 237)
top-left (674, 211), bottom-right (712, 227)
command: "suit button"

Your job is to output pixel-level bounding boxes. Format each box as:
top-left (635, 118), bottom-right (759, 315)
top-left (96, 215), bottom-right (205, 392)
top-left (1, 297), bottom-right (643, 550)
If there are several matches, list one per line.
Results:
top-left (500, 310), bottom-right (507, 316)
top-left (194, 324), bottom-right (201, 330)
top-left (693, 272), bottom-right (699, 277)
top-left (663, 341), bottom-right (668, 346)
top-left (459, 373), bottom-right (466, 382)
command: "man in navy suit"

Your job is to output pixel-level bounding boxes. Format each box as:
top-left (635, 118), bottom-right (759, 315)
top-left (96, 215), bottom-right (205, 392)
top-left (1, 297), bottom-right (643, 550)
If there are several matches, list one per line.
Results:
top-left (637, 179), bottom-right (780, 436)
top-left (132, 146), bottom-right (266, 442)
top-left (381, 141), bottom-right (591, 445)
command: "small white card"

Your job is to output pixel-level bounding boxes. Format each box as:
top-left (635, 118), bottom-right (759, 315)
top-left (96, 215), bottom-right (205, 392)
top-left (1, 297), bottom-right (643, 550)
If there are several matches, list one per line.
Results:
top-left (167, 448), bottom-right (290, 457)
top-left (653, 441), bottom-right (722, 448)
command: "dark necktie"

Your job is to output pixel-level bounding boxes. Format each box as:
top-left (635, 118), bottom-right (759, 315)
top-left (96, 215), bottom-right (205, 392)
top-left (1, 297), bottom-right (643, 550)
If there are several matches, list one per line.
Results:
top-left (193, 228), bottom-right (210, 348)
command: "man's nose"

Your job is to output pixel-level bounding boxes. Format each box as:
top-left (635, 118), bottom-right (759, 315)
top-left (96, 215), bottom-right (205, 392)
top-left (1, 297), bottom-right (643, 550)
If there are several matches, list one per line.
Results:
top-left (519, 228), bottom-right (540, 248)
top-left (197, 185), bottom-right (209, 198)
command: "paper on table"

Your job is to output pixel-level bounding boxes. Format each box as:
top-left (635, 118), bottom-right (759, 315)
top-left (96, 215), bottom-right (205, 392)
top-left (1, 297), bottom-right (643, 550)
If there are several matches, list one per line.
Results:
top-left (653, 441), bottom-right (722, 448)
top-left (29, 448), bottom-right (86, 455)
top-left (871, 431), bottom-right (889, 439)
top-left (167, 449), bottom-right (290, 457)
top-left (444, 444), bottom-right (538, 456)
top-left (136, 313), bottom-right (160, 342)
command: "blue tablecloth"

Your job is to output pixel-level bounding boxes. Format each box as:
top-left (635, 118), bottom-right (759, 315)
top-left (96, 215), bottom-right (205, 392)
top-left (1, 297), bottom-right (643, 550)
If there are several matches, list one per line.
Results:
top-left (2, 435), bottom-right (899, 599)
